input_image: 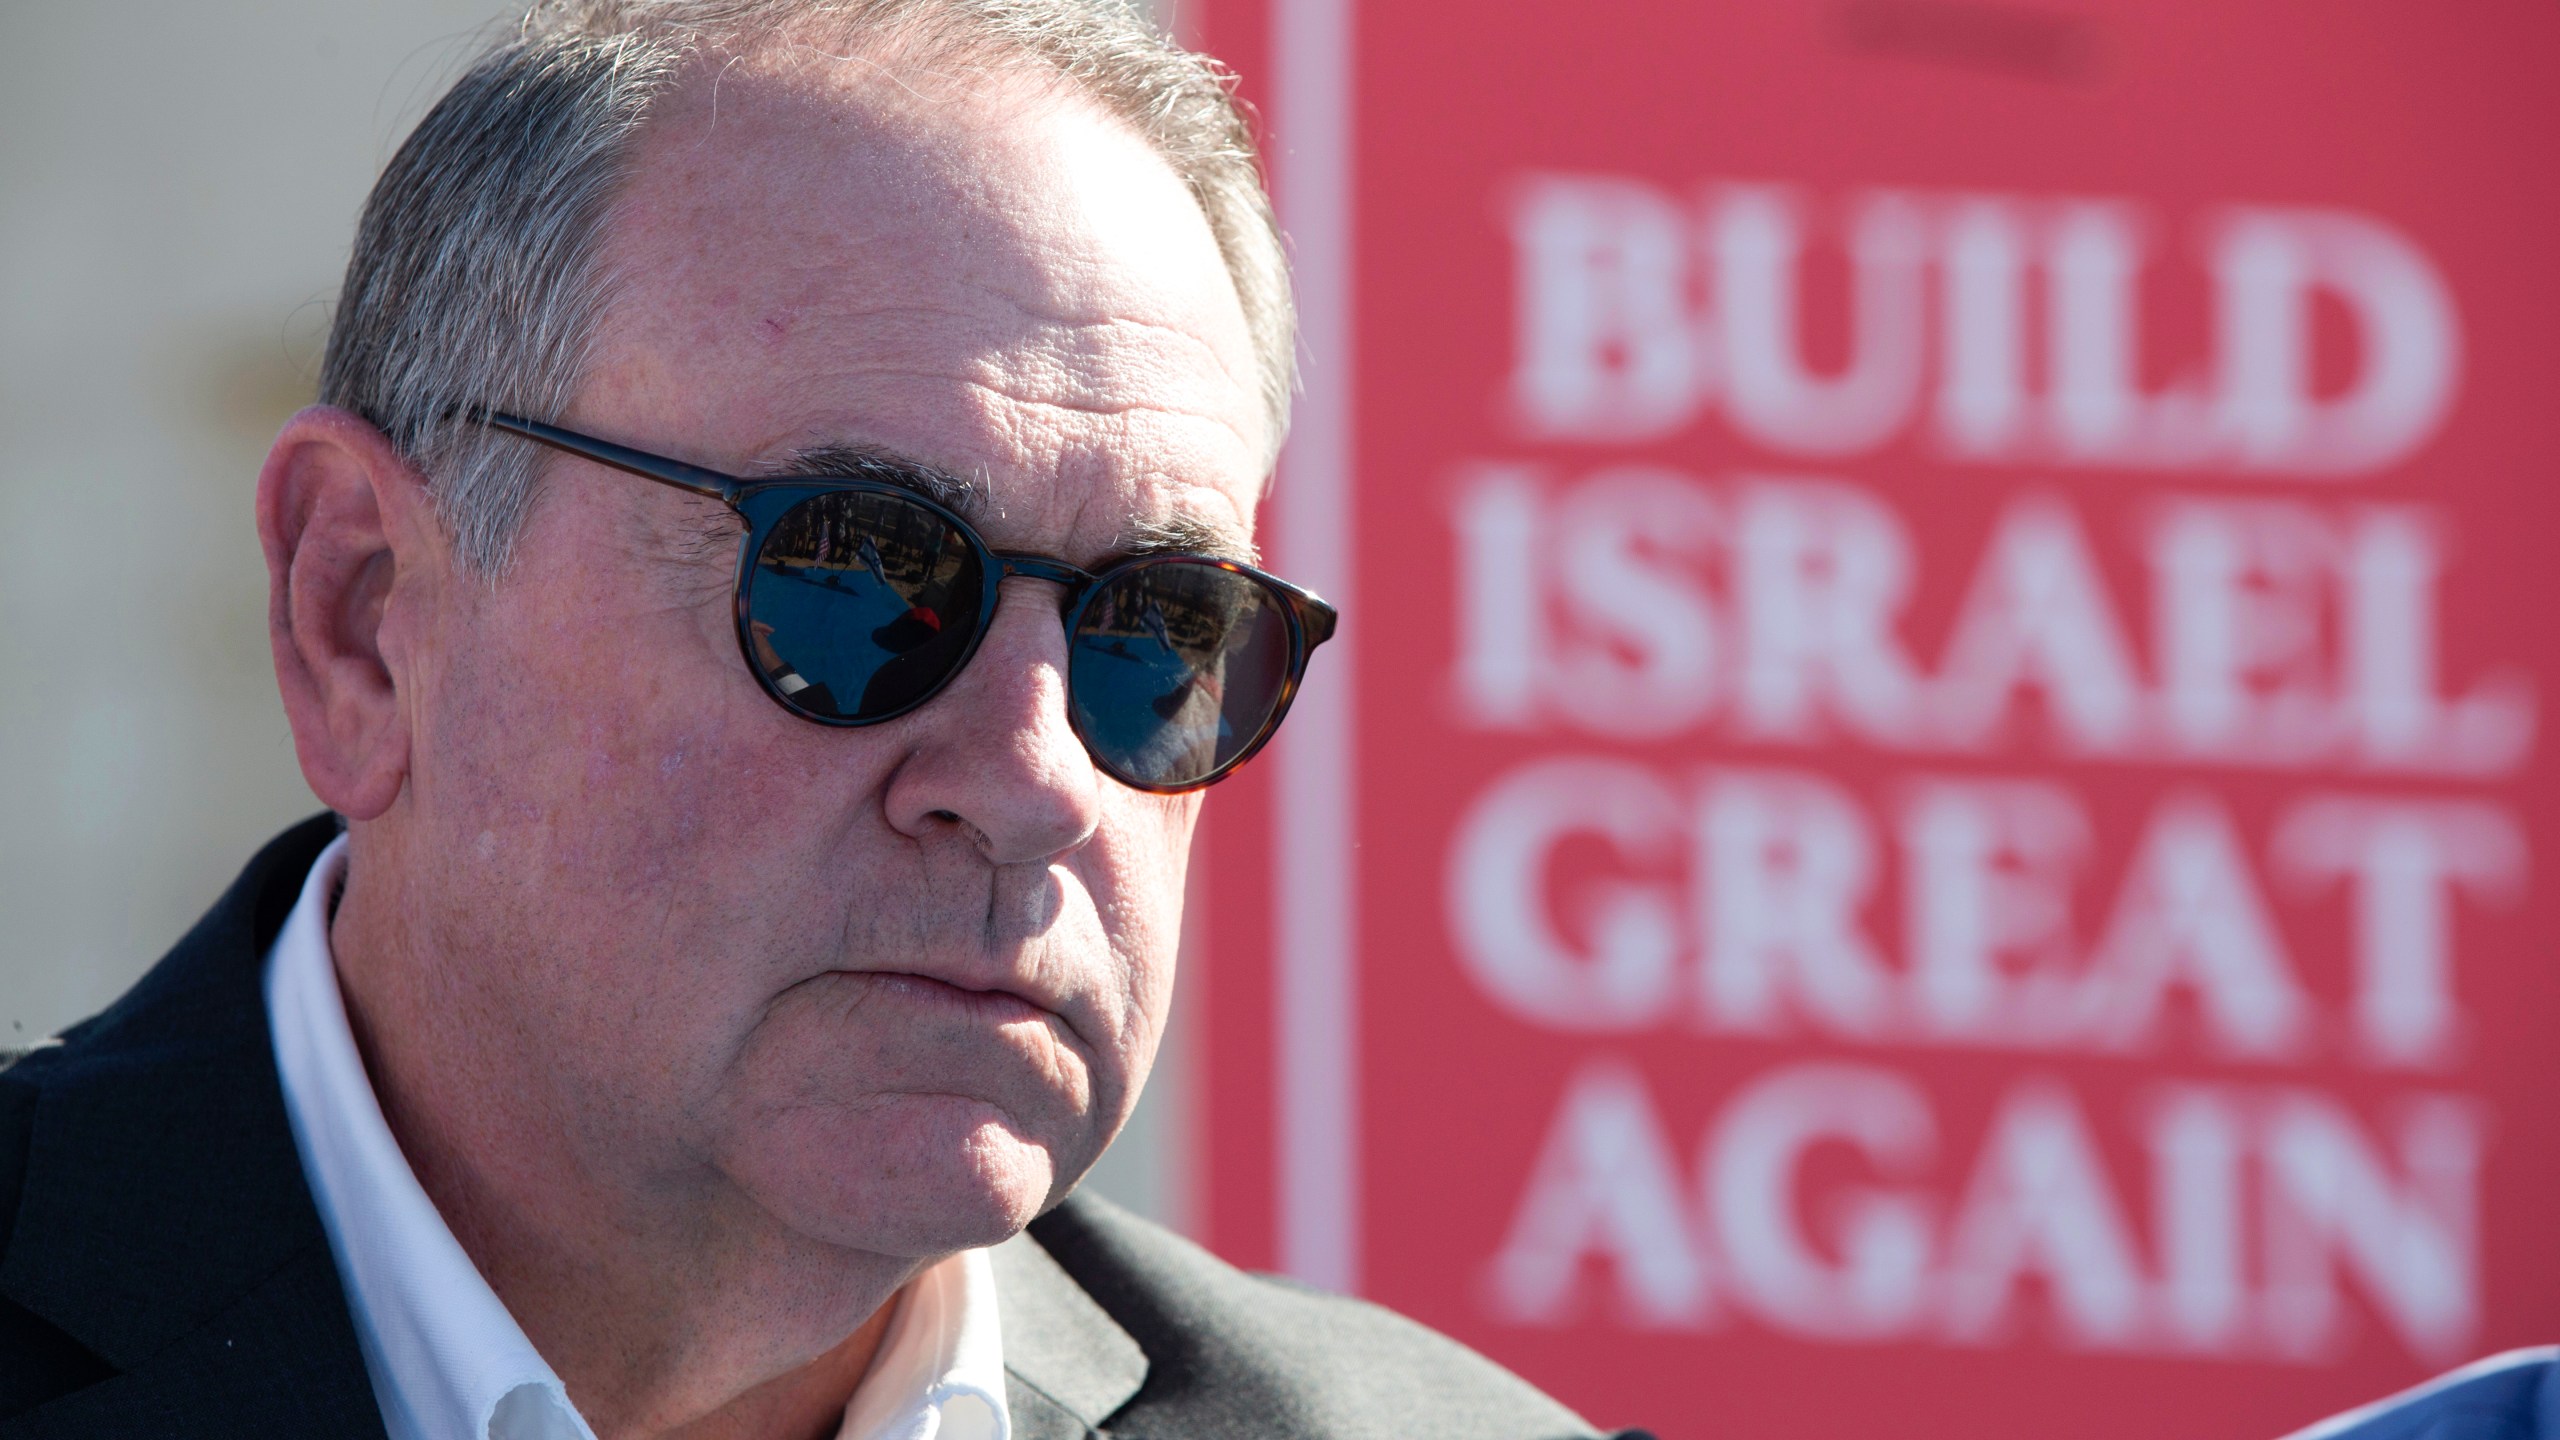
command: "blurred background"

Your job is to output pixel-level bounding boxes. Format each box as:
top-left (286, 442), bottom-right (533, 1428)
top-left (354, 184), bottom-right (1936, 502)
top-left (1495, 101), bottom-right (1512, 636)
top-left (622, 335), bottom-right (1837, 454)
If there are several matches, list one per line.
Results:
top-left (6, 4), bottom-right (2555, 1439)
top-left (0, 5), bottom-right (483, 1031)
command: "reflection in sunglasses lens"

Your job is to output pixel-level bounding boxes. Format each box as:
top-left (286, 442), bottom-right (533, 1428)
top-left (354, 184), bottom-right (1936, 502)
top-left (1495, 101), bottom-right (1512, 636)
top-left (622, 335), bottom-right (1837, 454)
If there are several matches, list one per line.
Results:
top-left (746, 491), bottom-right (984, 721)
top-left (1070, 561), bottom-right (1293, 789)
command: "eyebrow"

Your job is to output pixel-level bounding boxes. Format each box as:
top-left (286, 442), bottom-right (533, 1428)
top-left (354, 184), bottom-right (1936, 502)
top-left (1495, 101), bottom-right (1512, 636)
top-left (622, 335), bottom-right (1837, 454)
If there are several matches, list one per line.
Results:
top-left (1126, 512), bottom-right (1261, 566)
top-left (753, 444), bottom-right (981, 516)
top-left (755, 443), bottom-right (1260, 568)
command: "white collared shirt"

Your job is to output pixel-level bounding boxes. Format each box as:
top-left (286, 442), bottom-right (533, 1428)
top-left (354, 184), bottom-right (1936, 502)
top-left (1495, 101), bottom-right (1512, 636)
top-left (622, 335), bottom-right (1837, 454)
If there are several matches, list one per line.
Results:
top-left (264, 833), bottom-right (1011, 1440)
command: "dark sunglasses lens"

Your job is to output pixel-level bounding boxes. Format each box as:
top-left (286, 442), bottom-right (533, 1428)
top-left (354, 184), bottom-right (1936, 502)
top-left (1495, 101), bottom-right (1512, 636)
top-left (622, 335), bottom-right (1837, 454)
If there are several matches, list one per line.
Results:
top-left (745, 491), bottom-right (985, 722)
top-left (1070, 561), bottom-right (1296, 789)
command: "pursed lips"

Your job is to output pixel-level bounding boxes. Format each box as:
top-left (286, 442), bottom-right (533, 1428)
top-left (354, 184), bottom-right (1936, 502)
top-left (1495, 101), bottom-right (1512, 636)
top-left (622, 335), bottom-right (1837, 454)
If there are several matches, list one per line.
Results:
top-left (842, 970), bottom-right (1053, 1027)
top-left (802, 965), bottom-right (1101, 1063)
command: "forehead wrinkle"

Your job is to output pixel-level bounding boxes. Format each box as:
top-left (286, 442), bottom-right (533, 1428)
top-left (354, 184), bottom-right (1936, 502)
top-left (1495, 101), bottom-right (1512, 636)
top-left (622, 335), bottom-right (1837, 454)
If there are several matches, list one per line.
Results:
top-left (738, 237), bottom-right (1254, 421)
top-left (991, 309), bottom-right (1258, 446)
top-left (736, 429), bottom-right (1253, 567)
top-left (741, 360), bottom-right (1257, 548)
top-left (786, 286), bottom-right (1239, 373)
top-left (804, 353), bottom-right (1257, 473)
top-left (735, 365), bottom-right (1247, 504)
top-left (773, 307), bottom-right (1260, 462)
top-left (952, 297), bottom-right (1258, 419)
top-left (978, 387), bottom-right (1261, 562)
top-left (954, 376), bottom-right (1258, 467)
top-left (732, 322), bottom-right (1259, 479)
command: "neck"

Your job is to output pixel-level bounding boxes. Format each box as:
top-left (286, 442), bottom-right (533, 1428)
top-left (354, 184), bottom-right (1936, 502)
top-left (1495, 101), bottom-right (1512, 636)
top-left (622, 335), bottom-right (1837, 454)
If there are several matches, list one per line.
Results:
top-left (329, 853), bottom-right (916, 1440)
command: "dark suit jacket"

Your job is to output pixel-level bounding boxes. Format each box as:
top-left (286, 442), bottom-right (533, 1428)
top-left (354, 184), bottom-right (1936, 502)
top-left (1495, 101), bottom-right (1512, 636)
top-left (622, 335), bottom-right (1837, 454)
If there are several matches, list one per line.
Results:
top-left (0, 816), bottom-right (1632, 1439)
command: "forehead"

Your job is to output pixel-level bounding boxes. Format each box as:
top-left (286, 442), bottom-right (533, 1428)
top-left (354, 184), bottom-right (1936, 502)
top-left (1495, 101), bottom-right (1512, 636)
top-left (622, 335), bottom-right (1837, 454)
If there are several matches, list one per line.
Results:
top-left (575, 47), bottom-right (1267, 552)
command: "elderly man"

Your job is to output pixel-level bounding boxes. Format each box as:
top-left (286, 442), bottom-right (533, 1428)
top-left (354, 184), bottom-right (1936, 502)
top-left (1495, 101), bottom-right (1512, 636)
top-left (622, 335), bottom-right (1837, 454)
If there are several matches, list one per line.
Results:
top-left (0, 3), bottom-right (1640, 1438)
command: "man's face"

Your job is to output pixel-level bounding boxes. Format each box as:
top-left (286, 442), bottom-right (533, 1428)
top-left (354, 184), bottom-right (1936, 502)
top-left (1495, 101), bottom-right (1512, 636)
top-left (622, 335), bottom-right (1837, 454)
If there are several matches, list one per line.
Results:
top-left (387, 54), bottom-right (1266, 1256)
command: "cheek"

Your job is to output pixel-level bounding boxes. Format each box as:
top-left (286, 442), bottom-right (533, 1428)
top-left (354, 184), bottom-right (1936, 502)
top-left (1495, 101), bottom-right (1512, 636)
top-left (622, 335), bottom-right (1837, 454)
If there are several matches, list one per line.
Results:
top-left (433, 608), bottom-right (712, 836)
top-left (404, 583), bottom-right (913, 1117)
top-left (411, 556), bottom-right (883, 927)
top-left (1077, 793), bottom-right (1201, 1064)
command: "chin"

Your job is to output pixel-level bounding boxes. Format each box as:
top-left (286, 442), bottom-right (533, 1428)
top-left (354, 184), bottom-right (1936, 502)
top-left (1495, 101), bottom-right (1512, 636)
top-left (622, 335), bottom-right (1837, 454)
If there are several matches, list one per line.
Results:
top-left (726, 1094), bottom-right (1075, 1257)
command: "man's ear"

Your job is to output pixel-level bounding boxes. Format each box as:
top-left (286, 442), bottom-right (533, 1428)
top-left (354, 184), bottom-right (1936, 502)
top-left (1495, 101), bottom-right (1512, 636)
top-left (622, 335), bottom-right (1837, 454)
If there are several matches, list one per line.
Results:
top-left (256, 405), bottom-right (444, 821)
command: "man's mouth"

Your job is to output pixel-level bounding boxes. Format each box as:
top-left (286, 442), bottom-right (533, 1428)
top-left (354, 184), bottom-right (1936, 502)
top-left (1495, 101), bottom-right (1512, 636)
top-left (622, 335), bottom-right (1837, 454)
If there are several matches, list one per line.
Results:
top-left (822, 969), bottom-right (1058, 1030)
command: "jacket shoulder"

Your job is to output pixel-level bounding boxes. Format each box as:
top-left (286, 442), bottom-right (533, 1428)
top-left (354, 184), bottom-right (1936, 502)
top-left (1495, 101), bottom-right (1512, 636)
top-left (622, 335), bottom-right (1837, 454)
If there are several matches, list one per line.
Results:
top-left (0, 1063), bottom-right (114, 1413)
top-left (0, 814), bottom-right (378, 1434)
top-left (1028, 1193), bottom-right (1606, 1440)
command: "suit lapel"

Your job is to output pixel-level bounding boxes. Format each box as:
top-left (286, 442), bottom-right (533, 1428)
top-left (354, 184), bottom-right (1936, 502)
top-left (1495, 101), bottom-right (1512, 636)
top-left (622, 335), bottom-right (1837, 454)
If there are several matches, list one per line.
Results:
top-left (1003, 1382), bottom-right (1101, 1440)
top-left (0, 815), bottom-right (383, 1438)
top-left (992, 1226), bottom-right (1149, 1437)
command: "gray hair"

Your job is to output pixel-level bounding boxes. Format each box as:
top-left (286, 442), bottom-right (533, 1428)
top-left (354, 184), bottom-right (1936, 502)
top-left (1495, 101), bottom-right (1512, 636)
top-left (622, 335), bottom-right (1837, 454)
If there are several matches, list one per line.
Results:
top-left (319, 0), bottom-right (1293, 573)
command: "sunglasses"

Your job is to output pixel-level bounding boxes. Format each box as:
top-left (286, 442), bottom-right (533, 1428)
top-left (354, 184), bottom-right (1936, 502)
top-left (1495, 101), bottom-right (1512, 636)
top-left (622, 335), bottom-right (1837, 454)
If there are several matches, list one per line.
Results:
top-left (463, 412), bottom-right (1336, 794)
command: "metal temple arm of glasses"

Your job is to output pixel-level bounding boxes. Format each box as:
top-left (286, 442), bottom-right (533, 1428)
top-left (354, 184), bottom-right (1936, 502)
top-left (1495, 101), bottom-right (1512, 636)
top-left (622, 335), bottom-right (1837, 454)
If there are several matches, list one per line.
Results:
top-left (465, 410), bottom-right (745, 506)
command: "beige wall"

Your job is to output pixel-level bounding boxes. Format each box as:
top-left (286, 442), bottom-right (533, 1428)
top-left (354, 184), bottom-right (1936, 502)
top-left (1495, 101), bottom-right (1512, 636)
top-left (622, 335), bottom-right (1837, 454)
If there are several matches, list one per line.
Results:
top-left (0, 0), bottom-right (1189, 1230)
top-left (0, 0), bottom-right (496, 1034)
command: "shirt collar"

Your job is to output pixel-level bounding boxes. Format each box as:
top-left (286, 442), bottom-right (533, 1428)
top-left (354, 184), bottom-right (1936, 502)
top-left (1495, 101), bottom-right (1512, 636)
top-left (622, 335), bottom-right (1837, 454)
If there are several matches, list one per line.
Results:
top-left (263, 833), bottom-right (1012, 1440)
top-left (843, 1248), bottom-right (1010, 1440)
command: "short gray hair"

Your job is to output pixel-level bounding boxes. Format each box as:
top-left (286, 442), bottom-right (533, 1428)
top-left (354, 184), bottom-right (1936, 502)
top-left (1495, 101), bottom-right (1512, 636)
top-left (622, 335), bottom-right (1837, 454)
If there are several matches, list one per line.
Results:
top-left (319, 0), bottom-right (1292, 573)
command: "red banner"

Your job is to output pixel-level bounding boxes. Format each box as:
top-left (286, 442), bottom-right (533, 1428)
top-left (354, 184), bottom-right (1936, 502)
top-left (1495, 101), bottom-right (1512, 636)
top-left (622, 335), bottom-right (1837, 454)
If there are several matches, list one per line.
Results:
top-left (1187, 4), bottom-right (2560, 1436)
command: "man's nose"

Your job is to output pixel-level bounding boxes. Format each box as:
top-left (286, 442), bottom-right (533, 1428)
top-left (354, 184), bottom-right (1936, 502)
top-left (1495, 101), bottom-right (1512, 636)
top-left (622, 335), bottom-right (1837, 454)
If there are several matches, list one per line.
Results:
top-left (880, 580), bottom-right (1103, 865)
